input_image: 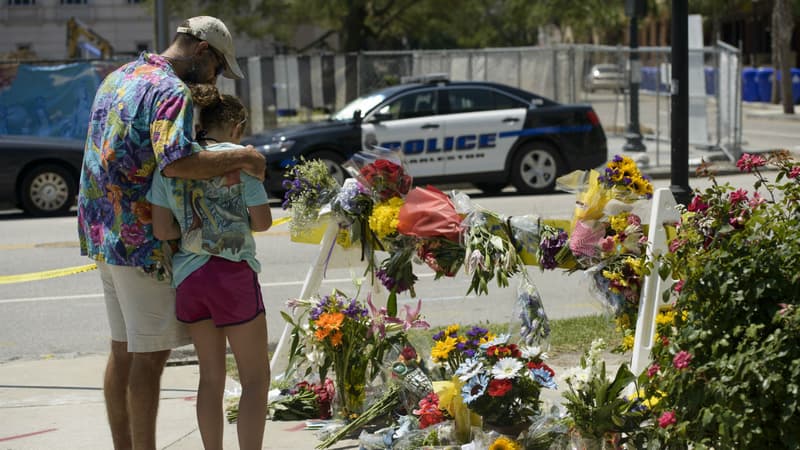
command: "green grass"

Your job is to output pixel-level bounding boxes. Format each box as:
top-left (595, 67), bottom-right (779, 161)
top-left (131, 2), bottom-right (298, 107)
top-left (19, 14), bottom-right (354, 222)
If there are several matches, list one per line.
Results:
top-left (548, 314), bottom-right (620, 354)
top-left (408, 314), bottom-right (620, 356)
top-left (229, 314), bottom-right (621, 381)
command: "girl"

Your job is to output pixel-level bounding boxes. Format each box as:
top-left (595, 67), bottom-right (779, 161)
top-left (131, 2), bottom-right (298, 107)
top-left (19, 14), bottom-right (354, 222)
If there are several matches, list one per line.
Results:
top-left (148, 85), bottom-right (271, 450)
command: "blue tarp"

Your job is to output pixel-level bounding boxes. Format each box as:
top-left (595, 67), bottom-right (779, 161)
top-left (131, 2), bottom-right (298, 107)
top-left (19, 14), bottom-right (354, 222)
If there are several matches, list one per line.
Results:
top-left (0, 62), bottom-right (102, 140)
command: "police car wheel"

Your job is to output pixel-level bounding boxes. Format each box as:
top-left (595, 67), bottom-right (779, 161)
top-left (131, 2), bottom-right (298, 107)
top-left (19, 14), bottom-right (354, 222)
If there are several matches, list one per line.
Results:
top-left (309, 151), bottom-right (347, 186)
top-left (510, 143), bottom-right (562, 194)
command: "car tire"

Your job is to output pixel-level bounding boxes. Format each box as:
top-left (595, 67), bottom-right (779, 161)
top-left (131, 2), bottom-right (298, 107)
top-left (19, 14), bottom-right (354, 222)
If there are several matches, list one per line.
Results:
top-left (510, 142), bottom-right (562, 194)
top-left (474, 182), bottom-right (507, 194)
top-left (308, 150), bottom-right (347, 186)
top-left (19, 164), bottom-right (77, 216)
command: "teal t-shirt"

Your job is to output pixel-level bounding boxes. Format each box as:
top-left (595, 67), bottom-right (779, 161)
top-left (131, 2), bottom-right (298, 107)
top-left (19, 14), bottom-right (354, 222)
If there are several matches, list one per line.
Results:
top-left (147, 142), bottom-right (269, 287)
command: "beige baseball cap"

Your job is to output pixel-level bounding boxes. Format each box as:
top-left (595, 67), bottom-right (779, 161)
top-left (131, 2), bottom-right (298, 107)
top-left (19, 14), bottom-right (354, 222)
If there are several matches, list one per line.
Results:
top-left (176, 16), bottom-right (244, 80)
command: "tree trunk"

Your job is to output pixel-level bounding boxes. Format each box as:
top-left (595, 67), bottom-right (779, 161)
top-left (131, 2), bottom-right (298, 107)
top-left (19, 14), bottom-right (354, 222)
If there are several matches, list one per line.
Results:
top-left (772, 0), bottom-right (795, 113)
top-left (341, 2), bottom-right (369, 52)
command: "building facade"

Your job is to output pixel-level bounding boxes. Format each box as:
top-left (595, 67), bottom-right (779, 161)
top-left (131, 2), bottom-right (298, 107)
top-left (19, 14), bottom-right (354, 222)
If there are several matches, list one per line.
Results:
top-left (0, 0), bottom-right (311, 61)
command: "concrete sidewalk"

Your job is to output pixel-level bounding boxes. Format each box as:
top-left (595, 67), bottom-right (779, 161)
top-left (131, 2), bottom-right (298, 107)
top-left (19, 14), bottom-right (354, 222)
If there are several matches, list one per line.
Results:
top-left (0, 355), bottom-right (359, 450)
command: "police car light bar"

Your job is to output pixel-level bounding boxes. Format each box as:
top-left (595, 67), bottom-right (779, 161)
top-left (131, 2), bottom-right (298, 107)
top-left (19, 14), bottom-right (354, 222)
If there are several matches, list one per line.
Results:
top-left (400, 73), bottom-right (450, 84)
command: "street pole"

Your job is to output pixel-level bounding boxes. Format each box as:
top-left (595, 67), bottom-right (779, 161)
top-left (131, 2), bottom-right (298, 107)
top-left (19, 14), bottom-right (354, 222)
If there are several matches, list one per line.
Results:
top-left (670, 0), bottom-right (692, 205)
top-left (624, 1), bottom-right (646, 152)
top-left (154, 0), bottom-right (169, 53)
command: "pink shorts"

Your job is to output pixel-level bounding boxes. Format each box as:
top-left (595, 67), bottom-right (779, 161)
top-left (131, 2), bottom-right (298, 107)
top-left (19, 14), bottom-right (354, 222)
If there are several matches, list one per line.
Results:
top-left (176, 257), bottom-right (265, 327)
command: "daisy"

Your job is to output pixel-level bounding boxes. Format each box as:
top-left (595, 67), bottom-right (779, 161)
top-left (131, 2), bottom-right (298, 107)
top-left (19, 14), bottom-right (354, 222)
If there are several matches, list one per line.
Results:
top-left (491, 357), bottom-right (523, 379)
top-left (455, 357), bottom-right (483, 382)
top-left (461, 372), bottom-right (489, 404)
top-left (480, 333), bottom-right (510, 349)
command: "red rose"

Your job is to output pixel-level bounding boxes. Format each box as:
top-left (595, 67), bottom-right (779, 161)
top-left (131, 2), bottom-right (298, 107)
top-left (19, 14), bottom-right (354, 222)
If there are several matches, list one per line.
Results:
top-left (487, 379), bottom-right (513, 397)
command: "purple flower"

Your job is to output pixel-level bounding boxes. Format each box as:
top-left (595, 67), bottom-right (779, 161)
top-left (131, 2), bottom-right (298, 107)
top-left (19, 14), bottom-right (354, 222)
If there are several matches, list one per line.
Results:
top-left (467, 326), bottom-right (488, 338)
top-left (539, 229), bottom-right (568, 270)
top-left (343, 298), bottom-right (367, 319)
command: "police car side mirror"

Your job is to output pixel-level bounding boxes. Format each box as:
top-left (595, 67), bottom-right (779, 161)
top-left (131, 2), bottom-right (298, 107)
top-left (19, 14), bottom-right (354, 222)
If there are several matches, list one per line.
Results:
top-left (368, 112), bottom-right (393, 123)
top-left (352, 109), bottom-right (362, 125)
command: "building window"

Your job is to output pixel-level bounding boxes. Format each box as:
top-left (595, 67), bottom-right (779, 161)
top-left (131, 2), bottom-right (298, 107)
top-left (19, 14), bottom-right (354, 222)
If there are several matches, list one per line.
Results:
top-left (8, 0), bottom-right (36, 5)
top-left (61, 0), bottom-right (88, 3)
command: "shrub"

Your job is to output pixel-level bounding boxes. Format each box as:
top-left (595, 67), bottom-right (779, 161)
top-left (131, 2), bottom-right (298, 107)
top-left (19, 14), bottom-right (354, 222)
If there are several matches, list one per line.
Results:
top-left (637, 152), bottom-right (800, 449)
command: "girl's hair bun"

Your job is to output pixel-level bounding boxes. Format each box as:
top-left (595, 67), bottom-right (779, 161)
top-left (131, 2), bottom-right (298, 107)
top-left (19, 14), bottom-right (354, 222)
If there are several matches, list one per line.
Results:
top-left (189, 83), bottom-right (221, 108)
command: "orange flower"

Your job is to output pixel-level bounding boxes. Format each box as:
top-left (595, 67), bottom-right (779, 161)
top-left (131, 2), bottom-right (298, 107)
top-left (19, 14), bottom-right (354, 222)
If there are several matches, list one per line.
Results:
top-left (314, 312), bottom-right (344, 343)
top-left (315, 327), bottom-right (330, 341)
top-left (329, 330), bottom-right (343, 347)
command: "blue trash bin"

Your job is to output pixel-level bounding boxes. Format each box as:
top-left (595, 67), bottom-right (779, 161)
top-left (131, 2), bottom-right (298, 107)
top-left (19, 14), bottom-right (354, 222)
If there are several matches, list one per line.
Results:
top-left (704, 67), bottom-right (716, 96)
top-left (756, 67), bottom-right (774, 102)
top-left (792, 68), bottom-right (800, 104)
top-left (741, 67), bottom-right (758, 102)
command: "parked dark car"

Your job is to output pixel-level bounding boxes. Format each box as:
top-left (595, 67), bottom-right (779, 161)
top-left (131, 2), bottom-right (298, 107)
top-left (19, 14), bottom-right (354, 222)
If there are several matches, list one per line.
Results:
top-left (243, 75), bottom-right (607, 197)
top-left (0, 134), bottom-right (84, 216)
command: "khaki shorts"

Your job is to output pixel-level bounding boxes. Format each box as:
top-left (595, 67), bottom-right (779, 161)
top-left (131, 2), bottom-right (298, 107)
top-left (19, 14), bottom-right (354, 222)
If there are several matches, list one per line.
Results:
top-left (98, 261), bottom-right (191, 353)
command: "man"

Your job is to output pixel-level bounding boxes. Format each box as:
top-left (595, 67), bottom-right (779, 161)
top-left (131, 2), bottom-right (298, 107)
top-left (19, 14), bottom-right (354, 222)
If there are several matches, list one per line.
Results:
top-left (77, 16), bottom-right (265, 450)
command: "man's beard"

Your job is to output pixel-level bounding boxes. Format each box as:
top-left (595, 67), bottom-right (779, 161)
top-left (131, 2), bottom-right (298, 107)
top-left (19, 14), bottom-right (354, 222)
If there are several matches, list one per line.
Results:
top-left (181, 57), bottom-right (205, 84)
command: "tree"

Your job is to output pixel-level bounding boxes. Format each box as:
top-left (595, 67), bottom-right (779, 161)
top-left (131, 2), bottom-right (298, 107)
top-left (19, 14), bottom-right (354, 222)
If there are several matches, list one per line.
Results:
top-left (771, 0), bottom-right (795, 114)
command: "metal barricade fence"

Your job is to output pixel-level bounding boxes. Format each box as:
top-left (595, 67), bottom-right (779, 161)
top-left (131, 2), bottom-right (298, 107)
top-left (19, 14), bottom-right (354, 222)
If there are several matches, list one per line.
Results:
top-left (2, 44), bottom-right (741, 159)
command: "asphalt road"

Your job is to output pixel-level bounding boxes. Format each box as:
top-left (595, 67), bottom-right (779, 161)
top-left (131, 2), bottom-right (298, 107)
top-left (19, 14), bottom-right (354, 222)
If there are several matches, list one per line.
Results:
top-left (0, 173), bottom-right (758, 362)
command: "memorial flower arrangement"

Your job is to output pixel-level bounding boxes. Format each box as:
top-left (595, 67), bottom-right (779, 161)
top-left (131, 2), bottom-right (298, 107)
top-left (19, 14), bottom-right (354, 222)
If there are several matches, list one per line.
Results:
top-left (283, 289), bottom-right (429, 419)
top-left (461, 207), bottom-right (524, 295)
top-left (282, 157), bottom-right (341, 236)
top-left (561, 338), bottom-right (646, 447)
top-left (535, 155), bottom-right (653, 342)
top-left (454, 334), bottom-right (557, 428)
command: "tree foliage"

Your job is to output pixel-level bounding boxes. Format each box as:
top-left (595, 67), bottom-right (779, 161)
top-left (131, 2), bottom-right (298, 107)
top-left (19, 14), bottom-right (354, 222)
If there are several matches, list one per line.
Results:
top-left (147, 0), bottom-right (627, 51)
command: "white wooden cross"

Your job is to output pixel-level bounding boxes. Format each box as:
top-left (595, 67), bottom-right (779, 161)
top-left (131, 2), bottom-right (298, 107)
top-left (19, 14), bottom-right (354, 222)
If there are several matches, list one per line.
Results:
top-left (630, 187), bottom-right (681, 375)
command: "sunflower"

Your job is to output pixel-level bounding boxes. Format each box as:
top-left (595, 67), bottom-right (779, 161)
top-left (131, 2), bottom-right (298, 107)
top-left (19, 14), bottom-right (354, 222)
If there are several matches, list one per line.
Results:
top-left (489, 435), bottom-right (521, 450)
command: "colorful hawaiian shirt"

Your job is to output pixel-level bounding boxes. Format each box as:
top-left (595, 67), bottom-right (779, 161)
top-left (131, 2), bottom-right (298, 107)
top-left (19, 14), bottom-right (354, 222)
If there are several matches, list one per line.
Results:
top-left (77, 52), bottom-right (197, 277)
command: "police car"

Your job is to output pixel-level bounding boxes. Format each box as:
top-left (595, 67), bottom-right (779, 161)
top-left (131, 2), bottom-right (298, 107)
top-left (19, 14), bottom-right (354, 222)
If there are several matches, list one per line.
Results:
top-left (244, 75), bottom-right (607, 196)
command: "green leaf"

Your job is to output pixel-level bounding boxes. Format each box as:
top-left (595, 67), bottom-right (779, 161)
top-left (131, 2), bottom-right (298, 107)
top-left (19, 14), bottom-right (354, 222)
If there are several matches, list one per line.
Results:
top-left (387, 289), bottom-right (397, 317)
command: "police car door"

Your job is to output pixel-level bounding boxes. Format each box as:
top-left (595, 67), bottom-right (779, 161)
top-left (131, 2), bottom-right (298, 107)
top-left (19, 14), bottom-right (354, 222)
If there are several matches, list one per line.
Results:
top-left (361, 89), bottom-right (445, 178)
top-left (438, 87), bottom-right (526, 176)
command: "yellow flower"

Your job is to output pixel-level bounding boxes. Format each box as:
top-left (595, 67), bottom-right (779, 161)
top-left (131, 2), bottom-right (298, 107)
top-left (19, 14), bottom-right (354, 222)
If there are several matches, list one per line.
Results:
top-left (621, 334), bottom-right (635, 351)
top-left (609, 213), bottom-right (630, 233)
top-left (444, 324), bottom-right (460, 336)
top-left (489, 436), bottom-right (522, 450)
top-left (615, 314), bottom-right (631, 331)
top-left (656, 310), bottom-right (676, 326)
top-left (480, 332), bottom-right (497, 344)
top-left (368, 197), bottom-right (404, 240)
top-left (634, 388), bottom-right (666, 409)
top-left (431, 336), bottom-right (458, 362)
top-left (624, 256), bottom-right (643, 276)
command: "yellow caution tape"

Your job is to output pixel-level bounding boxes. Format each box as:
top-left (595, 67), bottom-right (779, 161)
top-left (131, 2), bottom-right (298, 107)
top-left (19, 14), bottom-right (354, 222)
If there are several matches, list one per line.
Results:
top-left (272, 216), bottom-right (291, 227)
top-left (0, 219), bottom-right (292, 284)
top-left (0, 263), bottom-right (98, 285)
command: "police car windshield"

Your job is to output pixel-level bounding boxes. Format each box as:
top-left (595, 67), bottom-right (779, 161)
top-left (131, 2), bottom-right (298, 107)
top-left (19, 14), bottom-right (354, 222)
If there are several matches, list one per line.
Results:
top-left (331, 93), bottom-right (387, 121)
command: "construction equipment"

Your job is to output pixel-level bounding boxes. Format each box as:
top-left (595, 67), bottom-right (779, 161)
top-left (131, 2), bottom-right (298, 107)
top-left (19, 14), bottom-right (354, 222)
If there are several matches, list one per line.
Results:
top-left (66, 17), bottom-right (113, 59)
